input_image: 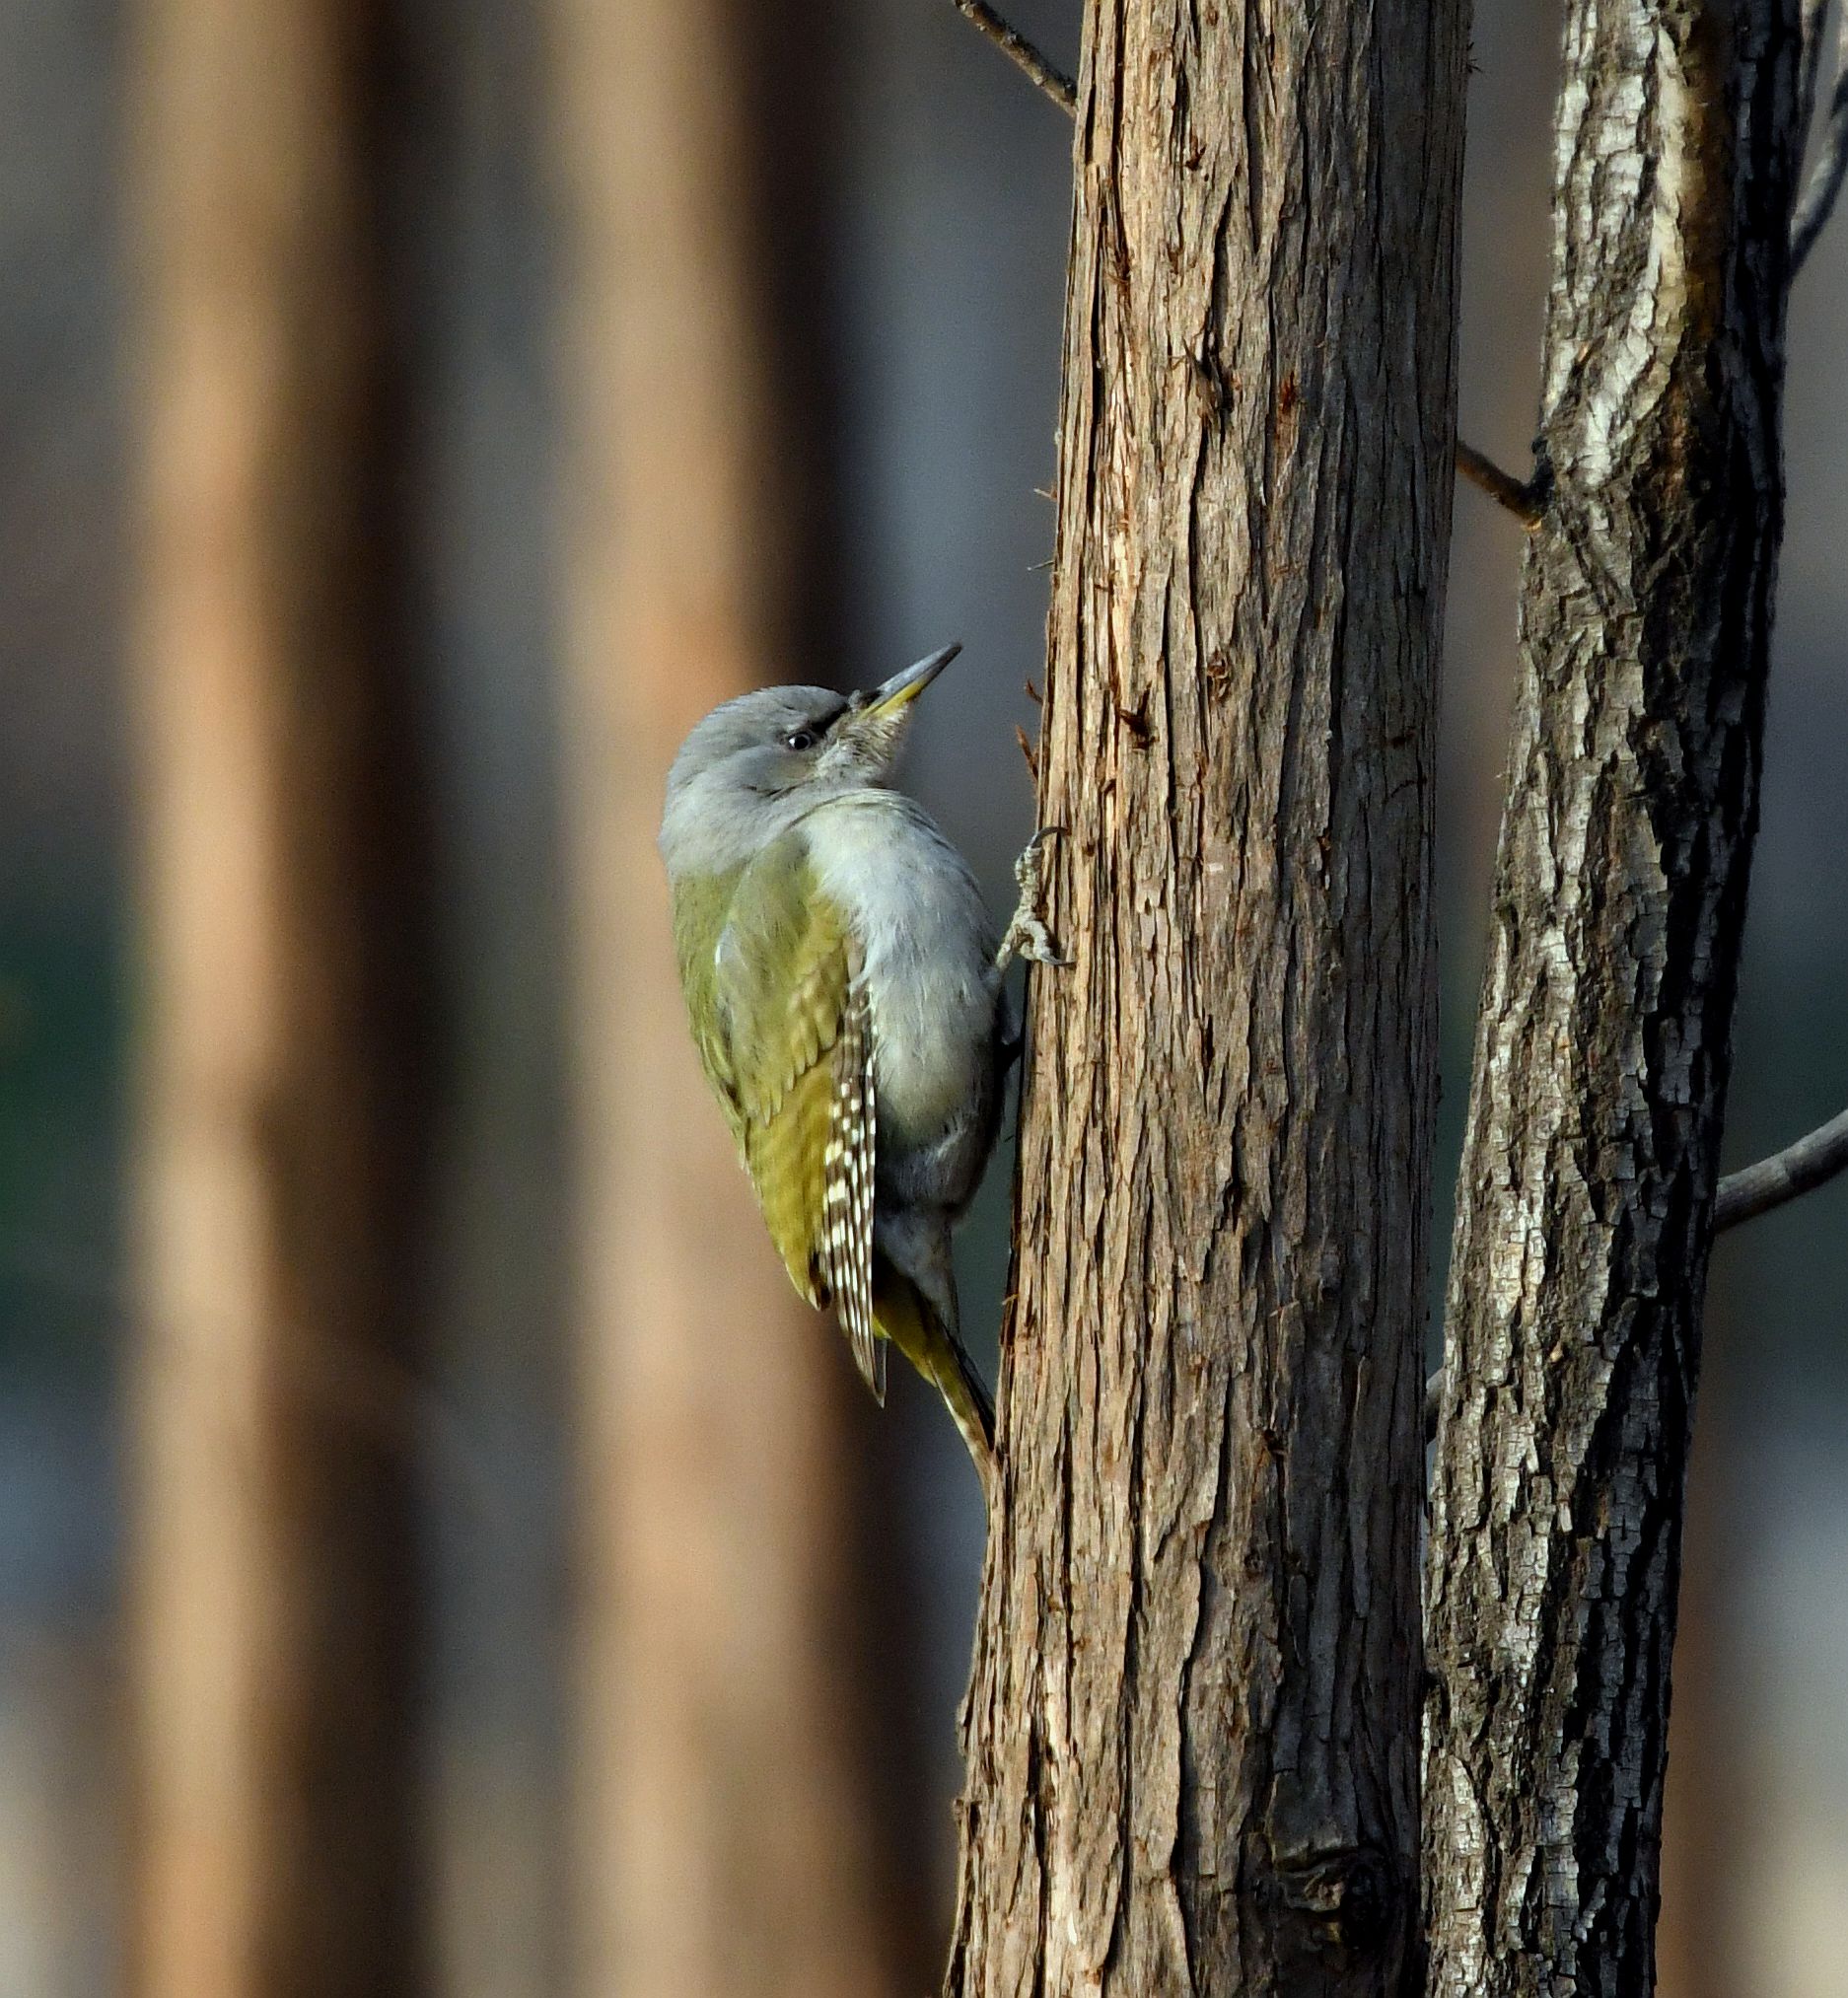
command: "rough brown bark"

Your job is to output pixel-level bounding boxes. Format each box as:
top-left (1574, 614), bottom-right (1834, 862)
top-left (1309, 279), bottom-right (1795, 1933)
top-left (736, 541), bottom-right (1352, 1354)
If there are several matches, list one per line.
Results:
top-left (125, 4), bottom-right (432, 1996)
top-left (948, 4), bottom-right (1467, 1993)
top-left (552, 3), bottom-right (922, 1994)
top-left (1422, 6), bottom-right (1807, 1993)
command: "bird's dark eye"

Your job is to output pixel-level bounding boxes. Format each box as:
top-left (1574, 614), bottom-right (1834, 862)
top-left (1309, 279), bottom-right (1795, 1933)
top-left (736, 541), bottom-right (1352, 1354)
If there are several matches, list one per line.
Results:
top-left (780, 728), bottom-right (818, 752)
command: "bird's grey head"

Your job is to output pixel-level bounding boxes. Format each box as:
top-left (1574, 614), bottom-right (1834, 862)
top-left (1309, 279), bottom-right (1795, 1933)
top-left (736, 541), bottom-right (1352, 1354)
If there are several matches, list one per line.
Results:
top-left (660, 643), bottom-right (960, 879)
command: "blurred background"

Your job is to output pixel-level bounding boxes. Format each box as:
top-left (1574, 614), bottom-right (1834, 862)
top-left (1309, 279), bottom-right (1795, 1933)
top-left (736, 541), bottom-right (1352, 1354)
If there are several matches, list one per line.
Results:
top-left (0, 0), bottom-right (1843, 1993)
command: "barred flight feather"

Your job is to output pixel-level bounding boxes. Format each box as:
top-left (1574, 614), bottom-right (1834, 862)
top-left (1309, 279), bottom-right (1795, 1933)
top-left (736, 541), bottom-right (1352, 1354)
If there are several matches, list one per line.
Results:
top-left (823, 976), bottom-right (882, 1403)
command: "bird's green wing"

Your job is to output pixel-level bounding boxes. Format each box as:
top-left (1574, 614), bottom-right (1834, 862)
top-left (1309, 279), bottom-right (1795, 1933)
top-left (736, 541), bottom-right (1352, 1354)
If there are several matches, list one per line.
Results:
top-left (703, 833), bottom-right (882, 1401)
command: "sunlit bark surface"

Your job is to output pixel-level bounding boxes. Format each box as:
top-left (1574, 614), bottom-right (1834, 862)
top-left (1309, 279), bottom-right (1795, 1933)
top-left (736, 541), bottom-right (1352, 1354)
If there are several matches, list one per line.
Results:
top-left (950, 4), bottom-right (1467, 1991)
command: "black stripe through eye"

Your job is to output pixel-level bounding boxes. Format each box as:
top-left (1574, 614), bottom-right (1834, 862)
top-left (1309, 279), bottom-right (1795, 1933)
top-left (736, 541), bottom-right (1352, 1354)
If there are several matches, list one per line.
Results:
top-left (779, 704), bottom-right (845, 754)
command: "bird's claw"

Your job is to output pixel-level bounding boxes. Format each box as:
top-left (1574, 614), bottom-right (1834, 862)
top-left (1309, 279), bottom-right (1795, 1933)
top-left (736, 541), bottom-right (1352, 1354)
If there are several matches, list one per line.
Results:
top-left (996, 826), bottom-right (1071, 971)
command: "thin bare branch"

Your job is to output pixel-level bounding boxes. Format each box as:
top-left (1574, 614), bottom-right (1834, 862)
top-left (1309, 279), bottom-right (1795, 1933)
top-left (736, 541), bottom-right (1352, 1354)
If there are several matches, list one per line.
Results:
top-left (1455, 438), bottom-right (1545, 527)
top-left (1426, 1105), bottom-right (1848, 1440)
top-left (951, 0), bottom-right (1076, 111)
top-left (1793, 2), bottom-right (1848, 273)
top-left (1714, 1104), bottom-right (1848, 1231)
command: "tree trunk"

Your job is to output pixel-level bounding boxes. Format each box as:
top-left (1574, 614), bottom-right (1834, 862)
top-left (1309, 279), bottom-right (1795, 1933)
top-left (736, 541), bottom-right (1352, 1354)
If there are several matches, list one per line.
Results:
top-left (949, 5), bottom-right (1467, 1993)
top-left (552, 3), bottom-right (921, 1993)
top-left (1422, 6), bottom-right (1807, 1993)
top-left (126, 4), bottom-right (432, 1996)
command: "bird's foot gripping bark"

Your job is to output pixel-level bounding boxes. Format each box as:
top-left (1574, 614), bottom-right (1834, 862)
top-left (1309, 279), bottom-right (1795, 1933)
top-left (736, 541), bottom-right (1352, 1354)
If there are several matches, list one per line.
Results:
top-left (996, 826), bottom-right (1070, 970)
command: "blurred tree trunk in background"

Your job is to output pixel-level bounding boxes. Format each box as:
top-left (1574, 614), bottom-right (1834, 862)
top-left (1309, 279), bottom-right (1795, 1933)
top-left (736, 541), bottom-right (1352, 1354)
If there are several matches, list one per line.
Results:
top-left (126, 4), bottom-right (434, 1998)
top-left (949, 3), bottom-right (1466, 1992)
top-left (552, 3), bottom-right (924, 1994)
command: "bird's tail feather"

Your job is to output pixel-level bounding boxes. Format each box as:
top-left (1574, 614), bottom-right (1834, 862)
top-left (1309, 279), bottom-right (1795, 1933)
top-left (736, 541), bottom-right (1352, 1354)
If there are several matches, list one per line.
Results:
top-left (871, 1259), bottom-right (995, 1480)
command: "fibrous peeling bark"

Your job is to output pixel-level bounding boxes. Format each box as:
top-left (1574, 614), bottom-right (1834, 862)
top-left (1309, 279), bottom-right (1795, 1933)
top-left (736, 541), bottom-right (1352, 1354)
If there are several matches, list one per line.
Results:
top-left (950, 3), bottom-right (1467, 1993)
top-left (1423, 5), bottom-right (1806, 1993)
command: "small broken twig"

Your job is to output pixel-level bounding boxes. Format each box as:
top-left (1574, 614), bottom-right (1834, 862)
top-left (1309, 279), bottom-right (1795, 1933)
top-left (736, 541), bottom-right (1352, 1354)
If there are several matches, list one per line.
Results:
top-left (1792, 2), bottom-right (1848, 275)
top-left (1455, 439), bottom-right (1545, 528)
top-left (1798, 0), bottom-right (1830, 138)
top-left (1426, 1104), bottom-right (1848, 1441)
top-left (1714, 1104), bottom-right (1848, 1232)
top-left (951, 0), bottom-right (1076, 112)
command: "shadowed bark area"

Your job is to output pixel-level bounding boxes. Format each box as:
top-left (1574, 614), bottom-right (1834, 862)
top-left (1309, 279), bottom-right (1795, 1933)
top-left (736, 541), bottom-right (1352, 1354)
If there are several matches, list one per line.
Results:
top-left (126, 3), bottom-right (434, 1995)
top-left (1422, 5), bottom-right (1807, 1993)
top-left (948, 3), bottom-right (1467, 1992)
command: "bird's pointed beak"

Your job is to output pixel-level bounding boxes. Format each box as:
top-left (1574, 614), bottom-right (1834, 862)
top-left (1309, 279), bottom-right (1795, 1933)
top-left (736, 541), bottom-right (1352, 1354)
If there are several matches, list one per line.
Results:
top-left (857, 641), bottom-right (962, 718)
